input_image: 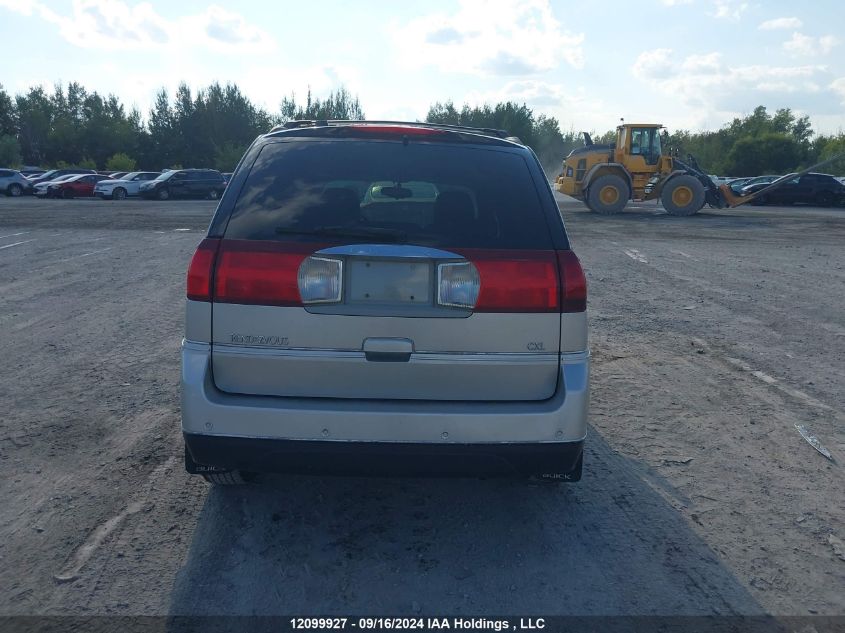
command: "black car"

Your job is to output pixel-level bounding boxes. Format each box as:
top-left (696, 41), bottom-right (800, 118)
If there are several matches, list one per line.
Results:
top-left (742, 172), bottom-right (845, 207)
top-left (730, 174), bottom-right (779, 194)
top-left (139, 169), bottom-right (226, 200)
top-left (27, 168), bottom-right (97, 187)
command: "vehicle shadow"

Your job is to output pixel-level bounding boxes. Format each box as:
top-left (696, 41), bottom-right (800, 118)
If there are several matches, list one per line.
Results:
top-left (168, 429), bottom-right (762, 617)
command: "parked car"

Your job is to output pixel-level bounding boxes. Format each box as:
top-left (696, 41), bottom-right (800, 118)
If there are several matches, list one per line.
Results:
top-left (139, 169), bottom-right (226, 200)
top-left (27, 168), bottom-right (97, 187)
top-left (19, 167), bottom-right (46, 178)
top-left (0, 169), bottom-right (33, 197)
top-left (181, 121), bottom-right (589, 485)
top-left (40, 173), bottom-right (114, 199)
top-left (32, 173), bottom-right (83, 197)
top-left (742, 172), bottom-right (845, 206)
top-left (731, 174), bottom-right (780, 194)
top-left (94, 171), bottom-right (161, 200)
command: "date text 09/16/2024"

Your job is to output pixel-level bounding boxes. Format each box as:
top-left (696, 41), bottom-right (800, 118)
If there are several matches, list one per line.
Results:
top-left (289, 618), bottom-right (546, 631)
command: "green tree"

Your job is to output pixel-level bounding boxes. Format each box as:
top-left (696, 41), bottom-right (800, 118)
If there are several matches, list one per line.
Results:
top-left (15, 86), bottom-right (53, 165)
top-left (0, 134), bottom-right (22, 167)
top-left (0, 84), bottom-right (16, 137)
top-left (148, 88), bottom-right (175, 169)
top-left (106, 152), bottom-right (137, 171)
top-left (214, 142), bottom-right (246, 172)
top-left (725, 133), bottom-right (801, 176)
top-left (279, 86), bottom-right (364, 122)
top-left (818, 134), bottom-right (845, 175)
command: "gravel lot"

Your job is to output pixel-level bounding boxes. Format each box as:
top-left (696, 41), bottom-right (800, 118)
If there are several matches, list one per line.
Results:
top-left (0, 195), bottom-right (843, 617)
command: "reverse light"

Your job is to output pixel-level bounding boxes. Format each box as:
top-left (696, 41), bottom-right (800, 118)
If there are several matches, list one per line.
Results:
top-left (298, 256), bottom-right (343, 304)
top-left (437, 261), bottom-right (480, 309)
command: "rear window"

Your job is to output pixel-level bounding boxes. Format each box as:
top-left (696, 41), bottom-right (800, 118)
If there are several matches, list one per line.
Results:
top-left (224, 139), bottom-right (552, 249)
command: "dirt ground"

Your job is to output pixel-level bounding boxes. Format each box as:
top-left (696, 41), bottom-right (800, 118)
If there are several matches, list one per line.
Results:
top-left (0, 195), bottom-right (842, 617)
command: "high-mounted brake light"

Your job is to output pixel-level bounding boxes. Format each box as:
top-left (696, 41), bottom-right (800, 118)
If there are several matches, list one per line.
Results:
top-left (347, 125), bottom-right (444, 137)
top-left (557, 250), bottom-right (587, 312)
top-left (186, 238), bottom-right (221, 301)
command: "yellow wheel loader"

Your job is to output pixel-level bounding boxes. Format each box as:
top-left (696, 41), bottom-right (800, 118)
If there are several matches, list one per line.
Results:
top-left (553, 123), bottom-right (844, 215)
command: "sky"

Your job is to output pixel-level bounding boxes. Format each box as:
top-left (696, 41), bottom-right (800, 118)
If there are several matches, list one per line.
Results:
top-left (1, 0), bottom-right (844, 135)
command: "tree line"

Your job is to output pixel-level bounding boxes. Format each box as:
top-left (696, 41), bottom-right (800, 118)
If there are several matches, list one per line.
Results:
top-left (0, 82), bottom-right (363, 172)
top-left (0, 81), bottom-right (842, 176)
top-left (427, 101), bottom-right (844, 177)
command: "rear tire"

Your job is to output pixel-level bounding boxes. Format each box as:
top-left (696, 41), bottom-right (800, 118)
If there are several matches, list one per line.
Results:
top-left (202, 470), bottom-right (252, 486)
top-left (113, 187), bottom-right (127, 200)
top-left (661, 175), bottom-right (705, 216)
top-left (587, 174), bottom-right (628, 215)
top-left (8, 183), bottom-right (23, 197)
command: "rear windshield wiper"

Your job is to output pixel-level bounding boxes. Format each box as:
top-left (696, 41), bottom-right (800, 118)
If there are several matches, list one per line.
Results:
top-left (274, 226), bottom-right (408, 242)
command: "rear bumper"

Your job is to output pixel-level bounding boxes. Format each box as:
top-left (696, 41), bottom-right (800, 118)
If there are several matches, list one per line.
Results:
top-left (181, 340), bottom-right (589, 474)
top-left (184, 433), bottom-right (583, 478)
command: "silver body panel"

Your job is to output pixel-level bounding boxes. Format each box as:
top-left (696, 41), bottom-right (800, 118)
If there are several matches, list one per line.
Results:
top-left (212, 344), bottom-right (560, 401)
top-left (211, 304), bottom-right (566, 401)
top-left (182, 340), bottom-right (589, 444)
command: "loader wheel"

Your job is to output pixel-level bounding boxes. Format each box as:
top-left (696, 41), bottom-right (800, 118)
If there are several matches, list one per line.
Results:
top-left (587, 175), bottom-right (628, 215)
top-left (662, 175), bottom-right (705, 216)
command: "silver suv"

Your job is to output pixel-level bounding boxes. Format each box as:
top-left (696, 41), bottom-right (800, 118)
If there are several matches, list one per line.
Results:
top-left (182, 121), bottom-right (589, 484)
top-left (0, 169), bottom-right (32, 197)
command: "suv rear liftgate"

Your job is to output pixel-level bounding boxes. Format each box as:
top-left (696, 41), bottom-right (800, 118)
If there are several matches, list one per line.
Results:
top-left (182, 121), bottom-right (589, 481)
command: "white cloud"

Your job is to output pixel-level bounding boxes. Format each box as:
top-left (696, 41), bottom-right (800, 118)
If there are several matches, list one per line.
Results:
top-left (783, 32), bottom-right (839, 57)
top-left (711, 0), bottom-right (748, 20)
top-left (631, 48), bottom-right (841, 127)
top-left (831, 78), bottom-right (845, 105)
top-left (660, 0), bottom-right (693, 5)
top-left (758, 17), bottom-right (802, 30)
top-left (391, 0), bottom-right (585, 76)
top-left (457, 80), bottom-right (616, 135)
top-left (0, 0), bottom-right (275, 53)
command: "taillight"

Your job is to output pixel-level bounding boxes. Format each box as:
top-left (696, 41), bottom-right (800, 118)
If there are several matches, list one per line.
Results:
top-left (186, 238), bottom-right (220, 301)
top-left (298, 256), bottom-right (343, 304)
top-left (459, 250), bottom-right (560, 312)
top-left (557, 250), bottom-right (587, 312)
top-left (213, 240), bottom-right (318, 306)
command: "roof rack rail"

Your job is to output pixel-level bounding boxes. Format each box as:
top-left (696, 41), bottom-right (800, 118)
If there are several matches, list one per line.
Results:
top-left (270, 119), bottom-right (511, 139)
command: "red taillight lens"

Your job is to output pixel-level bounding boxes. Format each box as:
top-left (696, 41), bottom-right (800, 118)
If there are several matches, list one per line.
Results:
top-left (213, 240), bottom-right (318, 306)
top-left (459, 250), bottom-right (560, 312)
top-left (557, 250), bottom-right (587, 312)
top-left (186, 238), bottom-right (220, 301)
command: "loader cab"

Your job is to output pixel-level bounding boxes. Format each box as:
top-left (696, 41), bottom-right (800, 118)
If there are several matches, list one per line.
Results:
top-left (617, 124), bottom-right (663, 168)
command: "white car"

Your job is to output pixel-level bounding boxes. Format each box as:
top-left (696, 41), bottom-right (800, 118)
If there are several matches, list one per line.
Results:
top-left (94, 172), bottom-right (160, 200)
top-left (32, 174), bottom-right (80, 198)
